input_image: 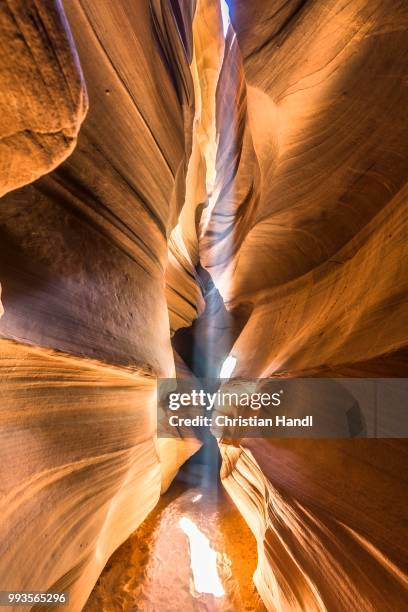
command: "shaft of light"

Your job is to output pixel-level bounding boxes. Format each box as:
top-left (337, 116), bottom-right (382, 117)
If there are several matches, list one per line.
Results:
top-left (179, 517), bottom-right (225, 597)
top-left (220, 355), bottom-right (237, 379)
top-left (220, 0), bottom-right (231, 37)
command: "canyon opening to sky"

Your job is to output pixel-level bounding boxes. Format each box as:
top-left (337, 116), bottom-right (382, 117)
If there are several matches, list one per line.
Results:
top-left (0, 0), bottom-right (407, 611)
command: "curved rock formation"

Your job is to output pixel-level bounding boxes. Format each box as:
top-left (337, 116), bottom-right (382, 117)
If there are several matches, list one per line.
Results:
top-left (0, 0), bottom-right (407, 610)
top-left (220, 440), bottom-right (408, 611)
top-left (0, 0), bottom-right (87, 197)
top-left (211, 2), bottom-right (408, 609)
top-left (0, 339), bottom-right (161, 607)
top-left (0, 1), bottom-right (200, 609)
top-left (209, 0), bottom-right (408, 377)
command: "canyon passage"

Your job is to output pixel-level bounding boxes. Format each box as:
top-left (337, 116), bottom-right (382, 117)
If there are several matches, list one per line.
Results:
top-left (0, 0), bottom-right (407, 611)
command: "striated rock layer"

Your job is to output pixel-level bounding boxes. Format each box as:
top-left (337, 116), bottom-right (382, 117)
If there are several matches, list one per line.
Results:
top-left (0, 1), bottom-right (201, 609)
top-left (211, 2), bottom-right (408, 609)
top-left (205, 0), bottom-right (408, 376)
top-left (220, 441), bottom-right (408, 611)
top-left (0, 0), bottom-right (198, 371)
top-left (0, 340), bottom-right (161, 609)
top-left (0, 0), bottom-right (407, 610)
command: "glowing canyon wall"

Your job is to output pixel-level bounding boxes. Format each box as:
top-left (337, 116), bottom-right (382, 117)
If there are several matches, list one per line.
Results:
top-left (0, 1), bottom-right (200, 609)
top-left (216, 1), bottom-right (408, 608)
top-left (0, 0), bottom-right (407, 610)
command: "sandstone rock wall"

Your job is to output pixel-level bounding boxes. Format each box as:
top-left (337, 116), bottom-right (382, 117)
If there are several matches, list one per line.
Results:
top-left (0, 1), bottom-right (201, 609)
top-left (0, 0), bottom-right (88, 197)
top-left (0, 0), bottom-right (407, 610)
top-left (213, 2), bottom-right (408, 609)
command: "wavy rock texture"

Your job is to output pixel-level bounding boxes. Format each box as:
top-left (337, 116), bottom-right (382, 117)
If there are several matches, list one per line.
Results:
top-left (0, 0), bottom-right (407, 610)
top-left (0, 0), bottom-right (198, 371)
top-left (0, 340), bottom-right (161, 609)
top-left (166, 0), bottom-right (225, 335)
top-left (206, 0), bottom-right (408, 376)
top-left (0, 1), bottom-right (201, 610)
top-left (220, 441), bottom-right (408, 611)
top-left (210, 2), bottom-right (408, 610)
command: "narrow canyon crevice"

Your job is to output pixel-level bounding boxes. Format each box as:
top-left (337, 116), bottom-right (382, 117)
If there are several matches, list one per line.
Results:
top-left (0, 0), bottom-right (407, 611)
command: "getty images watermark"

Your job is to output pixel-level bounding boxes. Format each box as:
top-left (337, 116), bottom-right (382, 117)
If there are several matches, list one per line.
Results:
top-left (157, 378), bottom-right (408, 439)
top-left (168, 387), bottom-right (283, 410)
top-left (165, 386), bottom-right (297, 428)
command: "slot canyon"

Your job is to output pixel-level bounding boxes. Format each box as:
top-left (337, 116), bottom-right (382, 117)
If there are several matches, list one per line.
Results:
top-left (0, 0), bottom-right (407, 610)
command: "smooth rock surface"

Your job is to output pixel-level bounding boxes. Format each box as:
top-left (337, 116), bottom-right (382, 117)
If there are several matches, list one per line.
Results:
top-left (0, 0), bottom-right (87, 196)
